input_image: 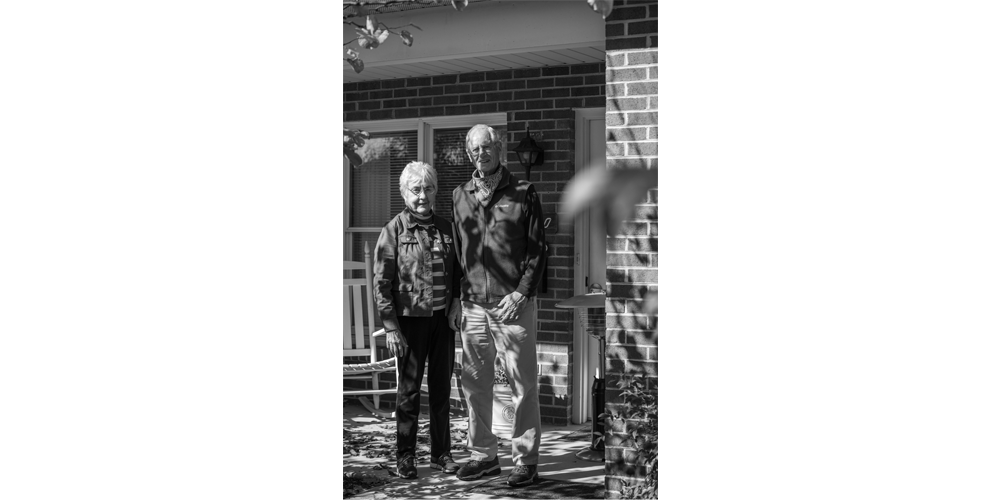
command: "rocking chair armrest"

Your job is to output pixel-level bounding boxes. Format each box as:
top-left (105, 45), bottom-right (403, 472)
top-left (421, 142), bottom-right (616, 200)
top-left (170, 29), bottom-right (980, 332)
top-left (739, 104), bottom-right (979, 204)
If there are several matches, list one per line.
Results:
top-left (371, 328), bottom-right (388, 338)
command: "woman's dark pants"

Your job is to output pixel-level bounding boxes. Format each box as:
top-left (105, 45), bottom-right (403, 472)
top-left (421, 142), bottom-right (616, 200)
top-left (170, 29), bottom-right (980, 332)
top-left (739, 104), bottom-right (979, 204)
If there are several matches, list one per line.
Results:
top-left (395, 309), bottom-right (455, 460)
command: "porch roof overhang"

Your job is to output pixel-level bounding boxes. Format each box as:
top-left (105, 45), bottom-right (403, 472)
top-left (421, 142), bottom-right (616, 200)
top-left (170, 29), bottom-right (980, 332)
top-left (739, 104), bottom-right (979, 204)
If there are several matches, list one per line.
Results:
top-left (344, 0), bottom-right (606, 83)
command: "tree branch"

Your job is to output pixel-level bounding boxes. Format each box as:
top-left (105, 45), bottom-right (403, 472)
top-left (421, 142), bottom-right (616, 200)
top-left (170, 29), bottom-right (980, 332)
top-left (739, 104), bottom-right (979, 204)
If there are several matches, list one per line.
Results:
top-left (343, 0), bottom-right (439, 19)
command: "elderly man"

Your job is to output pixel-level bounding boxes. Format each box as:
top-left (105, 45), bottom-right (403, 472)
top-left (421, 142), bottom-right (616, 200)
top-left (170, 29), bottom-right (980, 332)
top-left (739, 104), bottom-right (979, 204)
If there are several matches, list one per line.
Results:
top-left (447, 124), bottom-right (546, 487)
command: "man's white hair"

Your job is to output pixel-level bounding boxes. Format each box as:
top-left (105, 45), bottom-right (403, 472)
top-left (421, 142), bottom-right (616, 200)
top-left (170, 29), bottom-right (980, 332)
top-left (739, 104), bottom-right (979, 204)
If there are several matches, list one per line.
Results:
top-left (465, 124), bottom-right (505, 164)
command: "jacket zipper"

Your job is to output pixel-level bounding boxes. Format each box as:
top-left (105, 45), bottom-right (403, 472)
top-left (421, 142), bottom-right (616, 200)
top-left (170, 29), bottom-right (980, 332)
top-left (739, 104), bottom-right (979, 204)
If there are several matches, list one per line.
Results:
top-left (480, 201), bottom-right (490, 303)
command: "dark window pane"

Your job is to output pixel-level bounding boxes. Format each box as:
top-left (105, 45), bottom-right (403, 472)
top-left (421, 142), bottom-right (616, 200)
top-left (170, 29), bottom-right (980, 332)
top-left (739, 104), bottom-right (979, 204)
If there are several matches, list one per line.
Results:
top-left (350, 131), bottom-right (417, 228)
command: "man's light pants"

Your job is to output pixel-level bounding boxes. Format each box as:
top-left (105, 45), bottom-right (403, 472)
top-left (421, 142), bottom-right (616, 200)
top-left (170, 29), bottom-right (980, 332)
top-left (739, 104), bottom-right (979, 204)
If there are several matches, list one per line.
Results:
top-left (460, 299), bottom-right (541, 466)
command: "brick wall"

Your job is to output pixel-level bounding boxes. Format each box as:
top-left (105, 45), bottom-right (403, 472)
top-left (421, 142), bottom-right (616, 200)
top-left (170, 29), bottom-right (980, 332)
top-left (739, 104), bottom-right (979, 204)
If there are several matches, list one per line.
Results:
top-left (344, 61), bottom-right (606, 425)
top-left (604, 0), bottom-right (658, 497)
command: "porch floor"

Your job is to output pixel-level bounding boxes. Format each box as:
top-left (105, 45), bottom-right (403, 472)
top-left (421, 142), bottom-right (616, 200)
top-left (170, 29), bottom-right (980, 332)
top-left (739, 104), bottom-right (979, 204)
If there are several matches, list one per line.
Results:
top-left (343, 399), bottom-right (605, 499)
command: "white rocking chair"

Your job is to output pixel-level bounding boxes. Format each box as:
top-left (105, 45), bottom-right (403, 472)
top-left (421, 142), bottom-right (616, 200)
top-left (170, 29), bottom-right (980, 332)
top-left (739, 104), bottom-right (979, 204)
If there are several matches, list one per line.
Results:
top-left (343, 242), bottom-right (397, 417)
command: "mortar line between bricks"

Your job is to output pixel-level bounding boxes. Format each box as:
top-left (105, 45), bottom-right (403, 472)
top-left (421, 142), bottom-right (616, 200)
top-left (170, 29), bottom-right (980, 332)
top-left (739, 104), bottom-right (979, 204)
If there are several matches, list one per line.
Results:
top-left (608, 63), bottom-right (659, 69)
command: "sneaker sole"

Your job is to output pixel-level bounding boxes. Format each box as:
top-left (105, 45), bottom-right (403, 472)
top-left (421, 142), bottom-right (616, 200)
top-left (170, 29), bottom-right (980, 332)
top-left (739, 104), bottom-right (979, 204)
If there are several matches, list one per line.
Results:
top-left (507, 472), bottom-right (538, 487)
top-left (430, 463), bottom-right (460, 474)
top-left (456, 464), bottom-right (501, 481)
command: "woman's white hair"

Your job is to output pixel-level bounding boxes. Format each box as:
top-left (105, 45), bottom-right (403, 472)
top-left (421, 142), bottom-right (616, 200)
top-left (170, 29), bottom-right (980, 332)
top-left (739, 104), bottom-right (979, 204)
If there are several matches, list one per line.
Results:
top-left (465, 124), bottom-right (505, 164)
top-left (398, 161), bottom-right (438, 194)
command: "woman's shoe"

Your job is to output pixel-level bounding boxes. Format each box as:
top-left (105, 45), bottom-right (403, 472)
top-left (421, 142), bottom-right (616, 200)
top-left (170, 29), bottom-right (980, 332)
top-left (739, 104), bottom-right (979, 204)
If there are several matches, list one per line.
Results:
top-left (396, 454), bottom-right (417, 479)
top-left (430, 453), bottom-right (460, 474)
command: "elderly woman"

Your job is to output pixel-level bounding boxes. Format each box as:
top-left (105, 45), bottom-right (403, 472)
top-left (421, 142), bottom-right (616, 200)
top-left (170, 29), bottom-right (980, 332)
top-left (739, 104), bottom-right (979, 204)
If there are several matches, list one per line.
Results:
top-left (372, 161), bottom-right (462, 479)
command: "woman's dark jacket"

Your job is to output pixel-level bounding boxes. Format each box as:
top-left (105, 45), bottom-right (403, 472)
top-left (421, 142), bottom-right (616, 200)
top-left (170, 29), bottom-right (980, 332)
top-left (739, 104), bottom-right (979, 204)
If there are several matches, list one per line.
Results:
top-left (372, 210), bottom-right (461, 333)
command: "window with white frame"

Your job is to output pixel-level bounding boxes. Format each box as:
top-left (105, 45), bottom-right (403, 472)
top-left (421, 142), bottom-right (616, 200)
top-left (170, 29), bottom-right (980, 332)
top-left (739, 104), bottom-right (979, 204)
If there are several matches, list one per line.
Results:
top-left (344, 114), bottom-right (506, 261)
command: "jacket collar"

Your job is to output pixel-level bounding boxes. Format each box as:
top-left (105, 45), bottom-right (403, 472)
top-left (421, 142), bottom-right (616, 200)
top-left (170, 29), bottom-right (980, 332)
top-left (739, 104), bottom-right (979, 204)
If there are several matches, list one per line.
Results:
top-left (401, 209), bottom-right (445, 231)
top-left (401, 209), bottom-right (430, 229)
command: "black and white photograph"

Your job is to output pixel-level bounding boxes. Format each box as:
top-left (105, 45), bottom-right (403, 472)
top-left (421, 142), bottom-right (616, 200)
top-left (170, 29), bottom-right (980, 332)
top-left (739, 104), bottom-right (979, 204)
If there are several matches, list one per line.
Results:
top-left (341, 1), bottom-right (657, 498)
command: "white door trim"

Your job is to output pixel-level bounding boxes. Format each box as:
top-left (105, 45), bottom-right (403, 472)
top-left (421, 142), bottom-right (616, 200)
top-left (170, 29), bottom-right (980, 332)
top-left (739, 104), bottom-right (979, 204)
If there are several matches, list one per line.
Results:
top-left (570, 107), bottom-right (605, 424)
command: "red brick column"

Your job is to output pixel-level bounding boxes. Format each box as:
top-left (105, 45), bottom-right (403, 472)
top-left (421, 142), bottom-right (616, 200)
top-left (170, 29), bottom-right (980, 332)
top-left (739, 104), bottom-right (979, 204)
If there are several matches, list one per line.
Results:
top-left (604, 0), bottom-right (658, 497)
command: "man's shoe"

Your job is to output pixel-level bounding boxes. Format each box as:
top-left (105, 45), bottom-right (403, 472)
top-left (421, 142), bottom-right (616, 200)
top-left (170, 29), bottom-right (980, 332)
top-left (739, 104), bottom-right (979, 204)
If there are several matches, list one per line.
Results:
top-left (456, 456), bottom-right (501, 481)
top-left (507, 465), bottom-right (538, 487)
top-left (396, 454), bottom-right (417, 479)
top-left (430, 453), bottom-right (460, 474)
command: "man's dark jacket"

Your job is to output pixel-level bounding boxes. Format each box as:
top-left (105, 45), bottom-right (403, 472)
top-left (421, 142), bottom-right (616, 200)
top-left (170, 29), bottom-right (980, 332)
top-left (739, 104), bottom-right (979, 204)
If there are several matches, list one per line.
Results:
top-left (372, 210), bottom-right (461, 333)
top-left (452, 165), bottom-right (546, 303)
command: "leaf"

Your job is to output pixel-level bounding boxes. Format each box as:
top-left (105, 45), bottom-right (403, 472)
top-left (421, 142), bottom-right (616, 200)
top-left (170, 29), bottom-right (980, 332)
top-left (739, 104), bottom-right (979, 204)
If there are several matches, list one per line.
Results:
top-left (347, 57), bottom-right (365, 73)
top-left (355, 28), bottom-right (380, 49)
top-left (375, 29), bottom-right (389, 44)
top-left (344, 128), bottom-right (370, 148)
top-left (561, 166), bottom-right (657, 237)
top-left (345, 48), bottom-right (359, 61)
top-left (400, 30), bottom-right (413, 47)
top-left (346, 150), bottom-right (364, 167)
top-left (452, 0), bottom-right (468, 11)
top-left (588, 0), bottom-right (614, 19)
top-left (366, 14), bottom-right (378, 33)
top-left (357, 31), bottom-right (379, 50)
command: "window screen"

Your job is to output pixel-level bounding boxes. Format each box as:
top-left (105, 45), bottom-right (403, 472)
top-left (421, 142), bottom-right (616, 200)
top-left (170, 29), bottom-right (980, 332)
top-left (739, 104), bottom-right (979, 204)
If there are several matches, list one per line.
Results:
top-left (349, 130), bottom-right (417, 260)
top-left (350, 131), bottom-right (417, 228)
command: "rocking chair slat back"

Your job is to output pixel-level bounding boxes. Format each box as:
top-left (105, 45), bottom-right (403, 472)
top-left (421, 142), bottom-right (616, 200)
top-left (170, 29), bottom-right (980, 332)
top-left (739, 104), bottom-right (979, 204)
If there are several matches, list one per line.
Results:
top-left (342, 241), bottom-right (397, 417)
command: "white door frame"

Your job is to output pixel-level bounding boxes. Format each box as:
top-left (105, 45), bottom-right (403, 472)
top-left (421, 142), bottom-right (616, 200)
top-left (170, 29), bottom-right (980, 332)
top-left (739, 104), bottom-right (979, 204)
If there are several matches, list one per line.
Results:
top-left (570, 107), bottom-right (605, 424)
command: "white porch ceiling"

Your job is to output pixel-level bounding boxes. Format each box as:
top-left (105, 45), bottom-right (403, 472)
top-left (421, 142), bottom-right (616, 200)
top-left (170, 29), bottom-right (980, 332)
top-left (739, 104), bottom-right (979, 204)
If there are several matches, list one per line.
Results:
top-left (345, 44), bottom-right (605, 82)
top-left (344, 0), bottom-right (606, 83)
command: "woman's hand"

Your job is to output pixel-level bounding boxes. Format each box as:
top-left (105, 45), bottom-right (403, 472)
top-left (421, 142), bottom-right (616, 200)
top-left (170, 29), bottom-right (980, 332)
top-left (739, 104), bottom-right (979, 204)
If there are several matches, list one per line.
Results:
top-left (448, 299), bottom-right (462, 332)
top-left (385, 329), bottom-right (407, 358)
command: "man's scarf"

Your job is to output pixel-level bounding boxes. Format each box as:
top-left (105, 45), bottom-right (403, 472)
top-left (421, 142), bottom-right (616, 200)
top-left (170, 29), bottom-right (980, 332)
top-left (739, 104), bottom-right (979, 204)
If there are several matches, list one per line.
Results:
top-left (472, 167), bottom-right (503, 206)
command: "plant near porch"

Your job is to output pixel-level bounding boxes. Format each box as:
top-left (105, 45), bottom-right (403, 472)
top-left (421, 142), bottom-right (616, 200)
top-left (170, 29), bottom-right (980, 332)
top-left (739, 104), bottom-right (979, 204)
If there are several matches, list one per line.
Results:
top-left (600, 375), bottom-right (658, 499)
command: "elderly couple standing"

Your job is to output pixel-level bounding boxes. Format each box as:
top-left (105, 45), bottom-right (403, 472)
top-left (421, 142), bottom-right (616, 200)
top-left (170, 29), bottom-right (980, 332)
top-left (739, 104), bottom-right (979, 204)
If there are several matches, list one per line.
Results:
top-left (371, 124), bottom-right (546, 487)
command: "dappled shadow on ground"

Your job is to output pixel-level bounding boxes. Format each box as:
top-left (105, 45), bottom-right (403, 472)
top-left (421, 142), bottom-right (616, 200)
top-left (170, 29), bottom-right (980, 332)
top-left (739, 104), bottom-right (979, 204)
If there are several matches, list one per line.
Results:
top-left (467, 476), bottom-right (603, 499)
top-left (343, 399), bottom-right (603, 499)
top-left (343, 403), bottom-right (467, 497)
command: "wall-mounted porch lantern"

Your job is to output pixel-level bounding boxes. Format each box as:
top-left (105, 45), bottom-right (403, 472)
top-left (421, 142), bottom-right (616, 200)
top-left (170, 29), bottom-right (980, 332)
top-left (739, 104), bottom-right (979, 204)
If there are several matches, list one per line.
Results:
top-left (512, 126), bottom-right (544, 179)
